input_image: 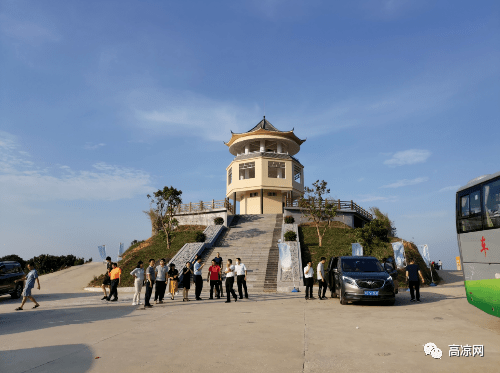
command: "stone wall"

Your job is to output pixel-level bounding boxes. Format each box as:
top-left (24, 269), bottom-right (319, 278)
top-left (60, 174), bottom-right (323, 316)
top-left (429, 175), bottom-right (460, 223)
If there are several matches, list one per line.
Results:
top-left (277, 223), bottom-right (305, 292)
top-left (174, 208), bottom-right (233, 227)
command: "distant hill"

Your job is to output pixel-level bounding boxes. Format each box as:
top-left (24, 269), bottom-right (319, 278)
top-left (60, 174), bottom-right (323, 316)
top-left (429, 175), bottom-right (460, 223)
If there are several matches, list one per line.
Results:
top-left (88, 225), bottom-right (205, 288)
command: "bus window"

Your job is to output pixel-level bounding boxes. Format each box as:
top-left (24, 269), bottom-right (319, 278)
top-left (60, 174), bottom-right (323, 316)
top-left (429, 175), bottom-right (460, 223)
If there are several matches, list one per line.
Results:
top-left (483, 178), bottom-right (500, 229)
top-left (470, 190), bottom-right (481, 214)
top-left (461, 195), bottom-right (469, 216)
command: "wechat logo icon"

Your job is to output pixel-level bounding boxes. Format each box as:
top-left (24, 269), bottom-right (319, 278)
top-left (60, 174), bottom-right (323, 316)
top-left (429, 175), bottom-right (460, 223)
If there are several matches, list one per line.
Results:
top-left (424, 342), bottom-right (443, 359)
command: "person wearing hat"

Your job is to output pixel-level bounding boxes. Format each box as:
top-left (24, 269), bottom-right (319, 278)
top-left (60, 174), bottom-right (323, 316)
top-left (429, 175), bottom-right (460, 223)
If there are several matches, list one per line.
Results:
top-left (168, 263), bottom-right (179, 300)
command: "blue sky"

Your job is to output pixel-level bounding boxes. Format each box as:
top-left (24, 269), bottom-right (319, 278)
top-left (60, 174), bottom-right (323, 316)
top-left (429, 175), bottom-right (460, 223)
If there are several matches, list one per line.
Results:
top-left (1, 0), bottom-right (499, 269)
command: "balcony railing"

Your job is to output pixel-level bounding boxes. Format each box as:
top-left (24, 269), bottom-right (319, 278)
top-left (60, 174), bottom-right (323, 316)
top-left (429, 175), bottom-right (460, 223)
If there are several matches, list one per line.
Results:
top-left (285, 199), bottom-right (373, 220)
top-left (233, 151), bottom-right (302, 166)
top-left (176, 199), bottom-right (234, 214)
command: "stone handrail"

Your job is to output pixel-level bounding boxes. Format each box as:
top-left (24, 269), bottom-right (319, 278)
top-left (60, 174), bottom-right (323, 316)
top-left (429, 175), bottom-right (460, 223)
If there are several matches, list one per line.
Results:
top-left (285, 199), bottom-right (373, 220)
top-left (176, 199), bottom-right (234, 214)
top-left (167, 225), bottom-right (225, 284)
top-left (277, 223), bottom-right (304, 290)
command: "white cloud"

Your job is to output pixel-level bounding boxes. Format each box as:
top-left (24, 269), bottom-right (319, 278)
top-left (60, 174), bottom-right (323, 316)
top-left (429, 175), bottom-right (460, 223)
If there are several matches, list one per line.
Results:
top-left (0, 131), bottom-right (152, 203)
top-left (0, 13), bottom-right (61, 46)
top-left (357, 178), bottom-right (365, 182)
top-left (384, 149), bottom-right (431, 166)
top-left (84, 142), bottom-right (106, 150)
top-left (439, 185), bottom-right (461, 193)
top-left (357, 195), bottom-right (399, 203)
top-left (130, 89), bottom-right (261, 142)
top-left (381, 177), bottom-right (429, 188)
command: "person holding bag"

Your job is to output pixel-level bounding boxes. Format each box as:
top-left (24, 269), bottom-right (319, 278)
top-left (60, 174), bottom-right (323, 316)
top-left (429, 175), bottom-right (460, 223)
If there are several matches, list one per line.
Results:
top-left (168, 263), bottom-right (179, 300)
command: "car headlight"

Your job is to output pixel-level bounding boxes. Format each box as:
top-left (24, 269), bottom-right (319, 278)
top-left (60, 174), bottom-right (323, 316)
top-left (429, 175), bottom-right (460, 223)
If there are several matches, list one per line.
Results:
top-left (342, 276), bottom-right (358, 286)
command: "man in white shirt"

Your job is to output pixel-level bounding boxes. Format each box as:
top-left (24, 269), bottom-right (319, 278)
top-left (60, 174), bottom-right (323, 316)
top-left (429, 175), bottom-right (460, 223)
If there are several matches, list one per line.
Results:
top-left (154, 259), bottom-right (168, 304)
top-left (304, 261), bottom-right (314, 300)
top-left (194, 257), bottom-right (205, 300)
top-left (438, 260), bottom-right (443, 270)
top-left (224, 259), bottom-right (238, 303)
top-left (317, 257), bottom-right (327, 300)
top-left (235, 258), bottom-right (248, 299)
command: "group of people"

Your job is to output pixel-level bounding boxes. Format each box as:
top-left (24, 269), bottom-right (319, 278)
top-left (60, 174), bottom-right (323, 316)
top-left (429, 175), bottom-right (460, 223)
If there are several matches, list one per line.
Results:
top-left (100, 252), bottom-right (249, 307)
top-left (303, 257), bottom-right (328, 300)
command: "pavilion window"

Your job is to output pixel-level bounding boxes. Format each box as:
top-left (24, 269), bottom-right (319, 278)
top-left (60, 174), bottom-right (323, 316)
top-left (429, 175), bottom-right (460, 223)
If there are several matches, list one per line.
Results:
top-left (294, 165), bottom-right (302, 183)
top-left (239, 162), bottom-right (255, 180)
top-left (268, 161), bottom-right (286, 179)
top-left (228, 168), bottom-right (232, 185)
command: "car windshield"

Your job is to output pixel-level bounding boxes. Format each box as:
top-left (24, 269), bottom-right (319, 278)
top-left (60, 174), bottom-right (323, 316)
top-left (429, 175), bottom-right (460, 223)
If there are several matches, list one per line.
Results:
top-left (342, 259), bottom-right (384, 272)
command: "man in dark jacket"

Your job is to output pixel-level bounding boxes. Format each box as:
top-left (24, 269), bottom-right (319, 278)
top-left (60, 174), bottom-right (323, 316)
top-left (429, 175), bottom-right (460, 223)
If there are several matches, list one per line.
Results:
top-left (405, 259), bottom-right (425, 302)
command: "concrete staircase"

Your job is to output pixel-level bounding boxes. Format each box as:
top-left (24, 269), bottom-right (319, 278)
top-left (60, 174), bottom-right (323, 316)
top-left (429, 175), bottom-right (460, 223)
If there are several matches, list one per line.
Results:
top-left (199, 214), bottom-right (282, 294)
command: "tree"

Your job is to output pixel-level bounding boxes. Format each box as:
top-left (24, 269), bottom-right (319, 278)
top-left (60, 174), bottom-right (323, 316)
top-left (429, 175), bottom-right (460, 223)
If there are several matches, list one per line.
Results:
top-left (0, 254), bottom-right (26, 269)
top-left (369, 207), bottom-right (397, 237)
top-left (354, 219), bottom-right (390, 255)
top-left (143, 208), bottom-right (161, 235)
top-left (299, 180), bottom-right (337, 247)
top-left (147, 186), bottom-right (183, 251)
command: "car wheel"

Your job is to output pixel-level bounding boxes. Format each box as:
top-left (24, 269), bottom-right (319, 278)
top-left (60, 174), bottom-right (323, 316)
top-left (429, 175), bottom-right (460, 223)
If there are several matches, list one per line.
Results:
top-left (11, 283), bottom-right (23, 299)
top-left (340, 290), bottom-right (348, 305)
top-left (384, 299), bottom-right (395, 306)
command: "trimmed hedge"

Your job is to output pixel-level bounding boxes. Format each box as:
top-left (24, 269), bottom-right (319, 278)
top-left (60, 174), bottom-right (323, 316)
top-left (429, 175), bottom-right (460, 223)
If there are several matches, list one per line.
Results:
top-left (284, 230), bottom-right (297, 241)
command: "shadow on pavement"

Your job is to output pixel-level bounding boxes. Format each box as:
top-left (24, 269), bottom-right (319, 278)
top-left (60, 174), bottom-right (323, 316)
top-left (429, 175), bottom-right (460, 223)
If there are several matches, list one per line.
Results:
top-left (0, 344), bottom-right (94, 373)
top-left (0, 303), bottom-right (137, 336)
top-left (0, 291), bottom-right (100, 305)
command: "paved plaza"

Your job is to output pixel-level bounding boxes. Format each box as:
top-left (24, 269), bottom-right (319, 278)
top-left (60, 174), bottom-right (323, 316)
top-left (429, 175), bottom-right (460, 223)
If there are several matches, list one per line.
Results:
top-left (0, 262), bottom-right (499, 373)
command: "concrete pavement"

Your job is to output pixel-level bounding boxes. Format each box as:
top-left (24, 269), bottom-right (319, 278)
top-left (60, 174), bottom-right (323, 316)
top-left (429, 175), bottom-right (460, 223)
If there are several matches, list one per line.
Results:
top-left (0, 263), bottom-right (499, 373)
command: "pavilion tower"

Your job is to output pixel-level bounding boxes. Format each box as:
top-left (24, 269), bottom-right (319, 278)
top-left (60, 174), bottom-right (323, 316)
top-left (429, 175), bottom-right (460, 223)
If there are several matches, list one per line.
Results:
top-left (224, 117), bottom-right (305, 214)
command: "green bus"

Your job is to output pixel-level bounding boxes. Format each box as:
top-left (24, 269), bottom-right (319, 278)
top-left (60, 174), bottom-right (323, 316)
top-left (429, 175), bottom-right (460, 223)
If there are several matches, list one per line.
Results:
top-left (456, 171), bottom-right (500, 318)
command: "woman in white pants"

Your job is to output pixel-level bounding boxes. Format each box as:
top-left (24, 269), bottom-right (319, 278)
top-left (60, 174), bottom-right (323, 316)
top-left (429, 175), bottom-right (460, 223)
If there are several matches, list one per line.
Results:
top-left (130, 261), bottom-right (144, 305)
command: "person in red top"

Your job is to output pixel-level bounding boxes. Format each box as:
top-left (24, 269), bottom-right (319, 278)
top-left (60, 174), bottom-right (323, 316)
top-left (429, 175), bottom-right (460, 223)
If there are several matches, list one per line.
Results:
top-left (107, 263), bottom-right (122, 302)
top-left (207, 260), bottom-right (221, 299)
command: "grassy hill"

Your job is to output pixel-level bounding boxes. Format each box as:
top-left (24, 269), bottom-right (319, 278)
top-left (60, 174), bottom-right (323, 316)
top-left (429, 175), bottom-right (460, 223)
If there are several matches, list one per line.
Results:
top-left (88, 225), bottom-right (205, 288)
top-left (299, 222), bottom-right (440, 287)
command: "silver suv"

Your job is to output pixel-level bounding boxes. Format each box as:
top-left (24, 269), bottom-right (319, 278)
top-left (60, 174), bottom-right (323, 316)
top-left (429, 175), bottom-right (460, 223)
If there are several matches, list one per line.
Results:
top-left (327, 256), bottom-right (396, 306)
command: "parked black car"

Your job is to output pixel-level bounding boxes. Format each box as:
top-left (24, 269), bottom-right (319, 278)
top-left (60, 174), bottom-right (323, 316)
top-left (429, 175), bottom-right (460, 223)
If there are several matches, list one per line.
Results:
top-left (0, 261), bottom-right (25, 298)
top-left (327, 256), bottom-right (396, 305)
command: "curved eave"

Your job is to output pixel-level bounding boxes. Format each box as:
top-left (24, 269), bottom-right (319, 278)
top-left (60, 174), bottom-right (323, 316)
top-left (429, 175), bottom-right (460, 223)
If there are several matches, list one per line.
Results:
top-left (224, 129), bottom-right (306, 147)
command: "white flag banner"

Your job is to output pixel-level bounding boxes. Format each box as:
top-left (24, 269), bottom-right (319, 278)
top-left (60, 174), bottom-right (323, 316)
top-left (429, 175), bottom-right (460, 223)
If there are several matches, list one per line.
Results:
top-left (278, 243), bottom-right (292, 271)
top-left (98, 245), bottom-right (107, 261)
top-left (417, 244), bottom-right (431, 267)
top-left (352, 243), bottom-right (363, 256)
top-left (391, 242), bottom-right (406, 269)
top-left (118, 242), bottom-right (125, 258)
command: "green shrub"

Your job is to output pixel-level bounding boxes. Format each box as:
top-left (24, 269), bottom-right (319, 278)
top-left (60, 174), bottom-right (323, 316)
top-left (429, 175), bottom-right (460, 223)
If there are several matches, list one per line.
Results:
top-left (214, 217), bottom-right (224, 225)
top-left (194, 231), bottom-right (206, 242)
top-left (284, 230), bottom-right (297, 241)
top-left (284, 216), bottom-right (295, 224)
